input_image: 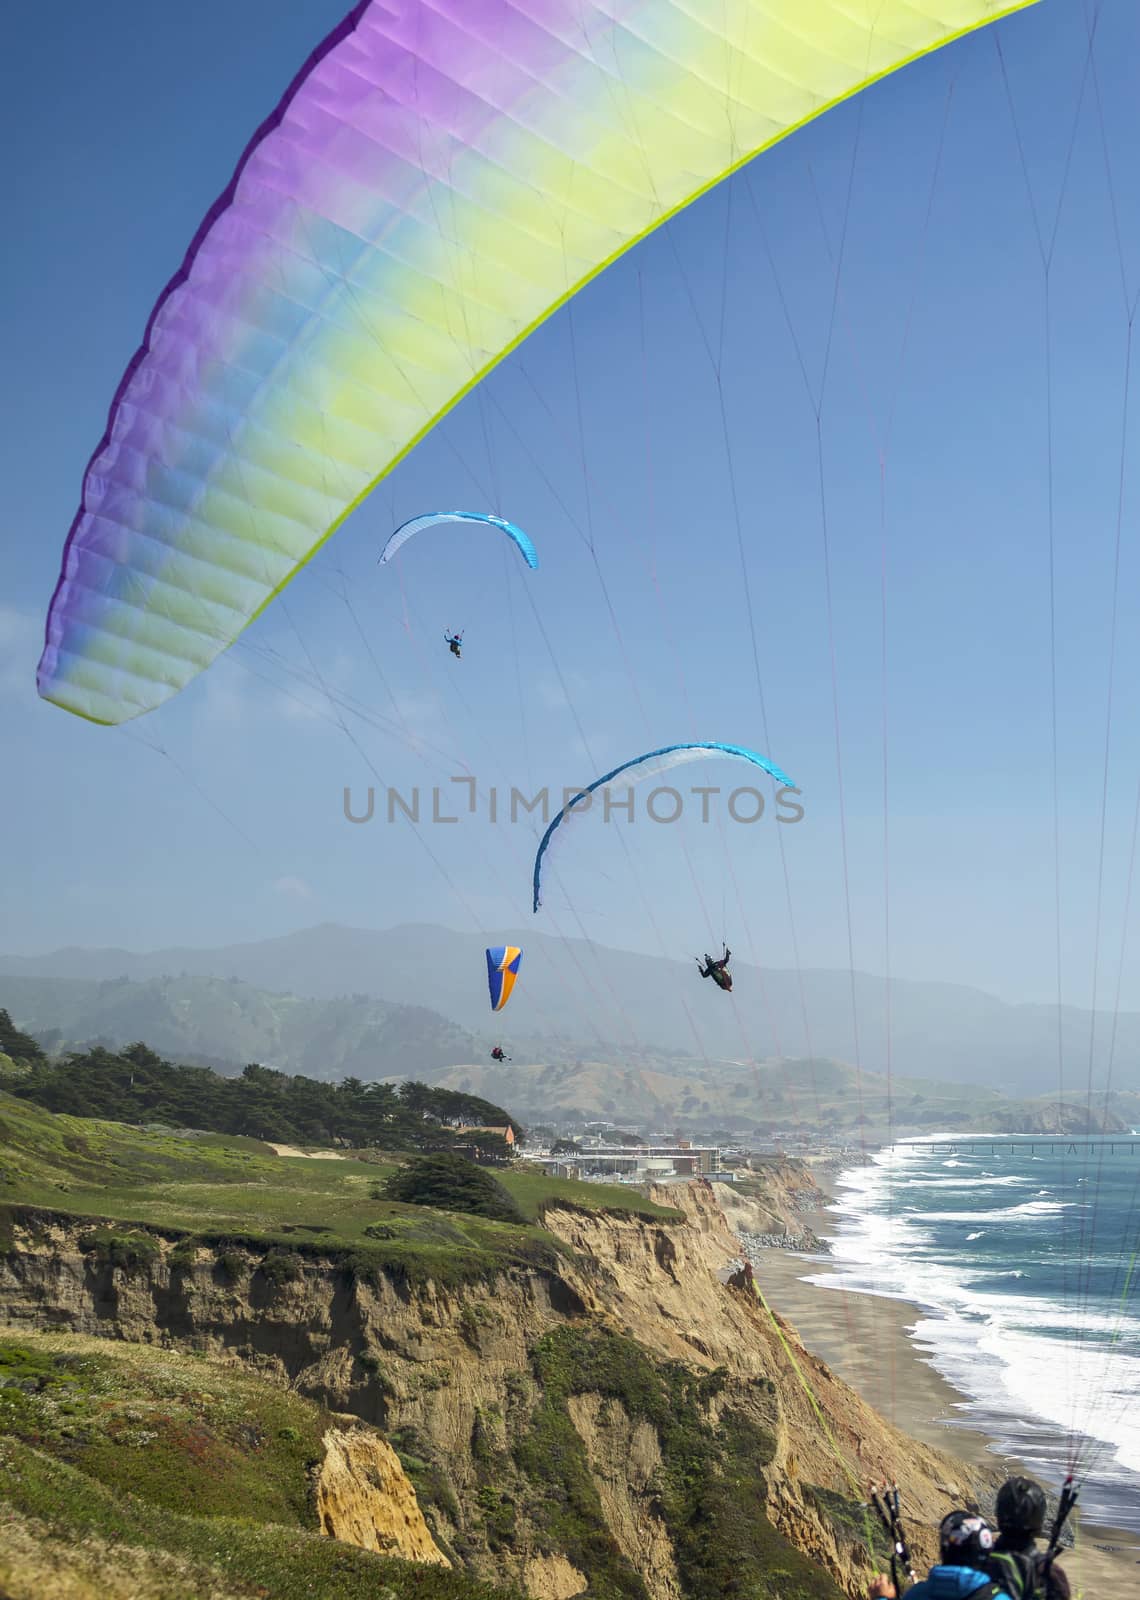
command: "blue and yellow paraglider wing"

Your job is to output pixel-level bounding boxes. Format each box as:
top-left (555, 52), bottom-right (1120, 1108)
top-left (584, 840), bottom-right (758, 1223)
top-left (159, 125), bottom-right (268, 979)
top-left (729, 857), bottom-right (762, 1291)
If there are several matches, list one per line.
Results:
top-left (486, 945), bottom-right (523, 1012)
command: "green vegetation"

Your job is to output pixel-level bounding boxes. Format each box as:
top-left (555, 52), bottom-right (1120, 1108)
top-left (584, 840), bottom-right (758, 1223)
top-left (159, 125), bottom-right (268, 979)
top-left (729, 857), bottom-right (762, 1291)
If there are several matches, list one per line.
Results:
top-left (0, 1008), bottom-right (45, 1066)
top-left (0, 1083), bottom-right (847, 1600)
top-left (0, 1335), bottom-right (520, 1600)
top-left (496, 1168), bottom-right (680, 1223)
top-left (0, 1336), bottom-right (325, 1525)
top-left (5, 1038), bottom-right (522, 1147)
top-left (383, 1153), bottom-right (526, 1223)
top-left (77, 1225), bottom-right (162, 1273)
top-left (0, 1090), bottom-right (674, 1291)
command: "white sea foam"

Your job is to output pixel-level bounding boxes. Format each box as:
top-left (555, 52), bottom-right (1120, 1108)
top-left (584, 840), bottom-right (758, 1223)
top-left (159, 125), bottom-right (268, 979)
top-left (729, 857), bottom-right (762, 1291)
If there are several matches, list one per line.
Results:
top-left (892, 1175), bottom-right (1030, 1191)
top-left (805, 1145), bottom-right (1140, 1526)
top-left (915, 1199), bottom-right (1073, 1223)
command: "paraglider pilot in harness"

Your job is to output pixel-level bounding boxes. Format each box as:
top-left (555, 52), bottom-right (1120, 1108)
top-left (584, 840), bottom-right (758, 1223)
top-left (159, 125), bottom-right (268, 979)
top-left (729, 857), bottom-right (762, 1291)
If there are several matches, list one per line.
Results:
top-left (445, 631), bottom-right (463, 658)
top-left (490, 1045), bottom-right (510, 1062)
top-left (697, 944), bottom-right (733, 992)
top-left (866, 1475), bottom-right (1074, 1600)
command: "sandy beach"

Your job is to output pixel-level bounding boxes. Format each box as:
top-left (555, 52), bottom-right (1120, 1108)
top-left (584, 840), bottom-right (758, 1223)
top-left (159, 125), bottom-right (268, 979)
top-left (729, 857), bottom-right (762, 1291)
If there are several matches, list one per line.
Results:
top-left (743, 1170), bottom-right (1140, 1594)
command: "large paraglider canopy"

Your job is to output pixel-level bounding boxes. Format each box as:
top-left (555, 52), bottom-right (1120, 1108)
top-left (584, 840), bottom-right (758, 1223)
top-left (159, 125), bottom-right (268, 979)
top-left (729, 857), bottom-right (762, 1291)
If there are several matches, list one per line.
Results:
top-left (532, 742), bottom-right (793, 911)
top-left (36, 0), bottom-right (1033, 725)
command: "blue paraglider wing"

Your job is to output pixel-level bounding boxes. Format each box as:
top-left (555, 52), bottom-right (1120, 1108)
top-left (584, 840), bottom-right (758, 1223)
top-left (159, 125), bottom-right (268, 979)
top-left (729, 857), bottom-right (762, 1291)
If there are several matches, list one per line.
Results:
top-left (532, 742), bottom-right (795, 912)
top-left (487, 945), bottom-right (523, 1011)
top-left (380, 513), bottom-right (539, 569)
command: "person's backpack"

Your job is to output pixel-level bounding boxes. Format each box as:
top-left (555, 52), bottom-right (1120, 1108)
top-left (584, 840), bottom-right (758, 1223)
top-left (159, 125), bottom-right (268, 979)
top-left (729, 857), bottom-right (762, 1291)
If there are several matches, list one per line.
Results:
top-left (982, 1550), bottom-right (1047, 1600)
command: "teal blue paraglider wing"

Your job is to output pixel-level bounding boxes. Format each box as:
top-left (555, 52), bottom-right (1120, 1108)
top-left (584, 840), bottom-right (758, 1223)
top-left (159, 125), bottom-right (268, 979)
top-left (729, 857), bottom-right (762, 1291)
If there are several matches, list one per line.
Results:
top-left (532, 742), bottom-right (794, 912)
top-left (380, 513), bottom-right (538, 569)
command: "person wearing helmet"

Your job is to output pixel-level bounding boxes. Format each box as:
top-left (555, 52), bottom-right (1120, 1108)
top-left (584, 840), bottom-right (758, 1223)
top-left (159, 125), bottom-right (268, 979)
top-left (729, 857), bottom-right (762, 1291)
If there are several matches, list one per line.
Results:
top-left (869, 1511), bottom-right (1011, 1600)
top-left (982, 1477), bottom-right (1071, 1600)
top-left (696, 944), bottom-right (733, 992)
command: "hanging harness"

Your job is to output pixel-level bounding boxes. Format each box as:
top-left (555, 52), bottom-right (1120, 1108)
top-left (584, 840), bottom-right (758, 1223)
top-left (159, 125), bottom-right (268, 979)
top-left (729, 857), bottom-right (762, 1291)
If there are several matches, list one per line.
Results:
top-left (868, 1477), bottom-right (1076, 1599)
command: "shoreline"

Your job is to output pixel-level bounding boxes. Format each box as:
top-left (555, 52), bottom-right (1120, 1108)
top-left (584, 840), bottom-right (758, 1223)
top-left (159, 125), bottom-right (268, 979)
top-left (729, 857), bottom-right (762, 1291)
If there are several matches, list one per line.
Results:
top-left (740, 1162), bottom-right (1140, 1589)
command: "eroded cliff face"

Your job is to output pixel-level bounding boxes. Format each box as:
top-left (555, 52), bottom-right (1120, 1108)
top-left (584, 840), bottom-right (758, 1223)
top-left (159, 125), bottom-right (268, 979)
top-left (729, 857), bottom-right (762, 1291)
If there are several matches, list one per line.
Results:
top-left (540, 1185), bottom-right (985, 1574)
top-left (0, 1189), bottom-right (992, 1600)
top-left (713, 1161), bottom-right (832, 1251)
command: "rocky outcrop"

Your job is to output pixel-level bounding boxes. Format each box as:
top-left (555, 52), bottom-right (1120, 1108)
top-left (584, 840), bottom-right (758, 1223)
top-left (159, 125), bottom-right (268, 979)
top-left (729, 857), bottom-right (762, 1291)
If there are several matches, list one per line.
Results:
top-left (521, 1553), bottom-right (587, 1600)
top-left (317, 1426), bottom-right (451, 1564)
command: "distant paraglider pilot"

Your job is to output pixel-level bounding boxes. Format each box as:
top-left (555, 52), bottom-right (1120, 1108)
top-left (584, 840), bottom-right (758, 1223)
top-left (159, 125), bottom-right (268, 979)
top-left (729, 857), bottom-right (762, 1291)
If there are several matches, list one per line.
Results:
top-left (697, 944), bottom-right (733, 992)
top-left (445, 630), bottom-right (463, 658)
top-left (491, 1045), bottom-right (510, 1062)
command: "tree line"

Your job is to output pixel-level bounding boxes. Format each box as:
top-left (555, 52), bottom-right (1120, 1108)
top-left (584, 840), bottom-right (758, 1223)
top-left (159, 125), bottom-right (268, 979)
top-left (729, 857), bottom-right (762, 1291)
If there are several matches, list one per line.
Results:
top-left (0, 1011), bottom-right (521, 1151)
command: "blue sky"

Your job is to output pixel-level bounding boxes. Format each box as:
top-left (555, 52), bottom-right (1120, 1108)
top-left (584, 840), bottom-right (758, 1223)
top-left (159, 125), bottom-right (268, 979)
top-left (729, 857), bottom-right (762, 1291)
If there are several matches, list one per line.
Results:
top-left (5, 0), bottom-right (1140, 1020)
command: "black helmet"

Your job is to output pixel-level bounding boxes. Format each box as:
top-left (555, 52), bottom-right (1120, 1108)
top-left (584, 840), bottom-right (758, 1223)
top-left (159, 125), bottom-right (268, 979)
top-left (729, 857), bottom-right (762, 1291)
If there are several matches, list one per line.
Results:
top-left (995, 1476), bottom-right (1047, 1536)
top-left (939, 1511), bottom-right (996, 1565)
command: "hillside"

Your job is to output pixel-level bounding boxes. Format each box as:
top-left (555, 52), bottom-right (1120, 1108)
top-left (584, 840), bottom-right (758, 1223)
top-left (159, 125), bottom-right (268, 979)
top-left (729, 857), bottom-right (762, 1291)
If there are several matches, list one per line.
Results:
top-left (0, 1332), bottom-right (504, 1600)
top-left (419, 1054), bottom-right (1011, 1136)
top-left (3, 923), bottom-right (1139, 1097)
top-left (425, 1057), bottom-right (1135, 1137)
top-left (0, 1091), bottom-right (1035, 1600)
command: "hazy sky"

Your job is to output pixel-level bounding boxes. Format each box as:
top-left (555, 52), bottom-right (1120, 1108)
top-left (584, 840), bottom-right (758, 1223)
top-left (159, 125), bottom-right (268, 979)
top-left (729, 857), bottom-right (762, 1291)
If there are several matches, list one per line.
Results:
top-left (5, 0), bottom-right (1140, 1019)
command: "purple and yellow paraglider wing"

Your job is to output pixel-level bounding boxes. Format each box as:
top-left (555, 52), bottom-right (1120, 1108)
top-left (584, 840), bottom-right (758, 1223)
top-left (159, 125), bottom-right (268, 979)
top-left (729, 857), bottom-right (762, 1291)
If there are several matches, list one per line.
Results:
top-left (37, 0), bottom-right (1030, 725)
top-left (486, 945), bottom-right (522, 1013)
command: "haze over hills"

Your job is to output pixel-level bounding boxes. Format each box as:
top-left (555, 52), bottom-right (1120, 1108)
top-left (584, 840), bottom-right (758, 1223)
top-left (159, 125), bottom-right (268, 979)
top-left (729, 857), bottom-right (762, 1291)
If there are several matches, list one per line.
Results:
top-left (0, 973), bottom-right (481, 1081)
top-left (3, 921), bottom-right (1139, 1098)
top-left (3, 966), bottom-right (1135, 1136)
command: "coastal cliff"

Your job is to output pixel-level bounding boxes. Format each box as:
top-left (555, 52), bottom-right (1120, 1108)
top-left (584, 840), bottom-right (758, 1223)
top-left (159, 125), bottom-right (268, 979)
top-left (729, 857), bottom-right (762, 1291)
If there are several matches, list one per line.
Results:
top-left (0, 1180), bottom-right (1002, 1600)
top-left (712, 1160), bottom-right (834, 1253)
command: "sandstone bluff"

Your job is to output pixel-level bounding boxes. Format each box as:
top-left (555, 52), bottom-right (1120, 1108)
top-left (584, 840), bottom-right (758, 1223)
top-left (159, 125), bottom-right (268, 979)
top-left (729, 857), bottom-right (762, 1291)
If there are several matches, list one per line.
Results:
top-left (0, 1180), bottom-right (1003, 1598)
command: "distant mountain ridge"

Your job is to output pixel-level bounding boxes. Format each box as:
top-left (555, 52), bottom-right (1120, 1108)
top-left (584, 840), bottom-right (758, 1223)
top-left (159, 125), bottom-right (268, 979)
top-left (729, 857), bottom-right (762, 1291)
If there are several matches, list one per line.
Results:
top-left (0, 973), bottom-right (481, 1081)
top-left (2, 921), bottom-right (1138, 1096)
top-left (3, 966), bottom-right (1134, 1135)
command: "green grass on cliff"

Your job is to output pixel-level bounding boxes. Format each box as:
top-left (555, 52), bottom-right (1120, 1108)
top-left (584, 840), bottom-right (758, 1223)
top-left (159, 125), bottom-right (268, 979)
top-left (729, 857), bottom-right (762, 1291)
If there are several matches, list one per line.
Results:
top-left (0, 1089), bottom-right (679, 1302)
top-left (0, 1330), bottom-right (520, 1600)
top-left (496, 1167), bottom-right (679, 1223)
top-left (0, 1089), bottom-right (676, 1270)
top-left (0, 1334), bottom-right (325, 1524)
top-left (0, 1439), bottom-right (515, 1600)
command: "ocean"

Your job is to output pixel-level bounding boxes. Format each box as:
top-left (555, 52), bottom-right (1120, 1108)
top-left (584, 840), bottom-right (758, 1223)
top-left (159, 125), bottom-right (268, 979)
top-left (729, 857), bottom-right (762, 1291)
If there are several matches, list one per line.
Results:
top-left (809, 1137), bottom-right (1140, 1535)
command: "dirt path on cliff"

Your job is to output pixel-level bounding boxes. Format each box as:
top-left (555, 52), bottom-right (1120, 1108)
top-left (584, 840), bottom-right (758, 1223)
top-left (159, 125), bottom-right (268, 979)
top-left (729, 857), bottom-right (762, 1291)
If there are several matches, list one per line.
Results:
top-left (264, 1143), bottom-right (347, 1160)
